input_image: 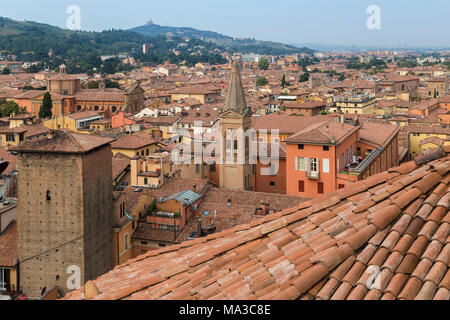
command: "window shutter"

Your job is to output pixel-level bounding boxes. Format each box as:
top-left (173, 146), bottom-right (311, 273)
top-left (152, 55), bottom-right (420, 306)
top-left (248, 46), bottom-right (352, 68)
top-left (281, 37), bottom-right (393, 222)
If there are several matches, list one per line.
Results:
top-left (323, 159), bottom-right (329, 173)
top-left (295, 158), bottom-right (299, 171)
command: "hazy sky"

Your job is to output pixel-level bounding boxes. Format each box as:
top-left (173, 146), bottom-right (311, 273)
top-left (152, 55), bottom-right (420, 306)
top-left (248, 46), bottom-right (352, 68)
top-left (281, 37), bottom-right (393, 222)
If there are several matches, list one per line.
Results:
top-left (1, 0), bottom-right (449, 47)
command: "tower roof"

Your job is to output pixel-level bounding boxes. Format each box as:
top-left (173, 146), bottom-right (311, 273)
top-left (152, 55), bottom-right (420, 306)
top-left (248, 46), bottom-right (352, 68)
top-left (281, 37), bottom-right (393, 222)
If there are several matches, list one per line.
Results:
top-left (224, 60), bottom-right (247, 115)
top-left (10, 130), bottom-right (114, 154)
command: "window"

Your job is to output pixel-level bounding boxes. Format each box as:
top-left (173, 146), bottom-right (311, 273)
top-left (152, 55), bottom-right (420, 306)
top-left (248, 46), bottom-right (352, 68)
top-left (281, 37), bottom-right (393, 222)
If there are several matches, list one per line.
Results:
top-left (338, 184), bottom-right (345, 189)
top-left (298, 180), bottom-right (305, 193)
top-left (295, 157), bottom-right (305, 171)
top-left (270, 181), bottom-right (276, 187)
top-left (298, 144), bottom-right (304, 150)
top-left (323, 159), bottom-right (330, 173)
top-left (0, 268), bottom-right (6, 291)
top-left (111, 106), bottom-right (117, 112)
top-left (318, 182), bottom-right (324, 194)
top-left (196, 164), bottom-right (200, 173)
top-left (94, 106), bottom-right (99, 111)
top-left (144, 178), bottom-right (148, 185)
top-left (6, 134), bottom-right (14, 142)
top-left (120, 203), bottom-right (125, 218)
top-left (310, 158), bottom-right (319, 172)
top-left (46, 191), bottom-right (51, 201)
top-left (323, 146), bottom-right (329, 151)
top-left (210, 162), bottom-right (216, 172)
top-left (124, 234), bottom-right (129, 251)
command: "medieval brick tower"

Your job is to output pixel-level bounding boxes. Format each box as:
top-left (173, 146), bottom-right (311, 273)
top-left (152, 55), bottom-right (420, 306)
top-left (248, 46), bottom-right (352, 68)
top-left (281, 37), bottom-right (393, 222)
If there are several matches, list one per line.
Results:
top-left (218, 60), bottom-right (255, 191)
top-left (13, 131), bottom-right (115, 298)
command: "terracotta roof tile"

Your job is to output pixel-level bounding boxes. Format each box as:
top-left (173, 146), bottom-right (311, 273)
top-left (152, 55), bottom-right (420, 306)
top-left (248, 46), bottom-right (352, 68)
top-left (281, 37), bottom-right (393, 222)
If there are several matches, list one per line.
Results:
top-left (412, 259), bottom-right (434, 281)
top-left (392, 234), bottom-right (414, 255)
top-left (398, 277), bottom-right (423, 300)
top-left (415, 281), bottom-right (437, 300)
top-left (397, 254), bottom-right (420, 274)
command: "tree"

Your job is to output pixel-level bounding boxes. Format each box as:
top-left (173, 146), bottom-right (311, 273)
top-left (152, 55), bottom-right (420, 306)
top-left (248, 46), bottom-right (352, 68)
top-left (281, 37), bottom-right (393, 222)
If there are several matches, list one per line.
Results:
top-left (39, 92), bottom-right (53, 118)
top-left (2, 67), bottom-right (11, 75)
top-left (87, 80), bottom-right (100, 89)
top-left (338, 74), bottom-right (345, 81)
top-left (258, 58), bottom-right (270, 70)
top-left (105, 78), bottom-right (120, 89)
top-left (299, 72), bottom-right (309, 82)
top-left (256, 77), bottom-right (268, 86)
top-left (281, 74), bottom-right (286, 88)
top-left (1, 101), bottom-right (25, 117)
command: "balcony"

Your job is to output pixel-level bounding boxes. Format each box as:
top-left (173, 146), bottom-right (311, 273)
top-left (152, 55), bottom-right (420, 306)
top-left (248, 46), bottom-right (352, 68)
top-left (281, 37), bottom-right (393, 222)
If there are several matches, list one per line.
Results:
top-left (307, 170), bottom-right (320, 180)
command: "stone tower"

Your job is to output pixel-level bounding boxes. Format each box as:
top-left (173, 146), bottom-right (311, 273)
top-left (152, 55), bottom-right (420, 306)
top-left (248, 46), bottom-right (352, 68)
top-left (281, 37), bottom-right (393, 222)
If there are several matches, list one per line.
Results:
top-left (12, 131), bottom-right (115, 298)
top-left (218, 60), bottom-right (254, 191)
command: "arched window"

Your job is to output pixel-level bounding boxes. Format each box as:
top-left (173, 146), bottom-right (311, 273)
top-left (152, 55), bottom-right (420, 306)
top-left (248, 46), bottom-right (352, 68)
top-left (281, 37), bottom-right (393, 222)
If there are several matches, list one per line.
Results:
top-left (94, 106), bottom-right (99, 111)
top-left (77, 105), bottom-right (82, 111)
top-left (111, 106), bottom-right (117, 113)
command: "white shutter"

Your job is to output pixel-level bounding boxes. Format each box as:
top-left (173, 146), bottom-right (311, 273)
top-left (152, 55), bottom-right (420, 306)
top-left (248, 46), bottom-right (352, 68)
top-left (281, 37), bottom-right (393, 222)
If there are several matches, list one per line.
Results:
top-left (295, 157), bottom-right (299, 171)
top-left (323, 159), bottom-right (330, 173)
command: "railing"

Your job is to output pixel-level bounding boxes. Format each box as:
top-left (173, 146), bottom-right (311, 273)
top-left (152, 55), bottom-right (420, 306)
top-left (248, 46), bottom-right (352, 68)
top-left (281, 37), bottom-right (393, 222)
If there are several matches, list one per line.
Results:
top-left (307, 170), bottom-right (320, 180)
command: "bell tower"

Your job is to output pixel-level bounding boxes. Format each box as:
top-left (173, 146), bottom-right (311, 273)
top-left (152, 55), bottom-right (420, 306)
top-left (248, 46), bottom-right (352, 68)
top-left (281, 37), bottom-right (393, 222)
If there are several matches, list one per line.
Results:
top-left (218, 60), bottom-right (254, 191)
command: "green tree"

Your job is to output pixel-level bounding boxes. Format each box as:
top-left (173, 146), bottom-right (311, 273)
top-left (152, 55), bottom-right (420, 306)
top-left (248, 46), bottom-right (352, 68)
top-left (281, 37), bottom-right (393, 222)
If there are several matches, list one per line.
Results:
top-left (87, 80), bottom-right (100, 89)
top-left (338, 74), bottom-right (345, 81)
top-left (39, 92), bottom-right (53, 118)
top-left (2, 67), bottom-right (11, 75)
top-left (105, 78), bottom-right (120, 89)
top-left (256, 77), bottom-right (268, 86)
top-left (281, 74), bottom-right (286, 88)
top-left (1, 101), bottom-right (25, 117)
top-left (258, 58), bottom-right (270, 70)
top-left (299, 72), bottom-right (309, 82)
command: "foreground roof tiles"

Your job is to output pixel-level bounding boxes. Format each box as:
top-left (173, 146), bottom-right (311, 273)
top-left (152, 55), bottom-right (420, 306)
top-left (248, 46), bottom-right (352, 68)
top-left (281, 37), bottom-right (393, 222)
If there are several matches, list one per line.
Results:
top-left (64, 150), bottom-right (450, 300)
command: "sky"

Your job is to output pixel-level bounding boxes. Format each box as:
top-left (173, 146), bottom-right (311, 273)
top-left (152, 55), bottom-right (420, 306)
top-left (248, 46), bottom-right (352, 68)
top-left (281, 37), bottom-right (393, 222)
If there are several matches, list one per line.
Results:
top-left (1, 0), bottom-right (449, 48)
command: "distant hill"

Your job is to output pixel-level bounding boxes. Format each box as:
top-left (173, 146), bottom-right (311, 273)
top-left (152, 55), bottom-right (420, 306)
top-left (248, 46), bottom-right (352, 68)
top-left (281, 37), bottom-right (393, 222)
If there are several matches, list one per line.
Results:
top-left (0, 17), bottom-right (228, 72)
top-left (130, 23), bottom-right (314, 55)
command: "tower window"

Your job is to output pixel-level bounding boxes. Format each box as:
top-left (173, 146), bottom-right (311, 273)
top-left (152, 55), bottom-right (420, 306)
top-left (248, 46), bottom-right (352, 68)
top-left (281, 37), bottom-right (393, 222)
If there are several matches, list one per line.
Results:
top-left (46, 191), bottom-right (51, 201)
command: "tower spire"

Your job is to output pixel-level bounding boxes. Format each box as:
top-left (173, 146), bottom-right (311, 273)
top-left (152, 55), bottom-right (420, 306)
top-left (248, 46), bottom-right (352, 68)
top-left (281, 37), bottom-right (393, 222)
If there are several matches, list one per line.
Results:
top-left (224, 60), bottom-right (247, 115)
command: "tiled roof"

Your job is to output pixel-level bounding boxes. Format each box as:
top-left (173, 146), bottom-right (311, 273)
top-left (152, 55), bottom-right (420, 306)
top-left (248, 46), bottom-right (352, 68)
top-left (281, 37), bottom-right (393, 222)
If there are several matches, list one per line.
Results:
top-left (10, 130), bottom-right (114, 154)
top-left (0, 221), bottom-right (17, 267)
top-left (285, 121), bottom-right (359, 145)
top-left (112, 153), bottom-right (130, 181)
top-left (111, 133), bottom-right (158, 150)
top-left (64, 147), bottom-right (450, 300)
top-left (0, 147), bottom-right (18, 175)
